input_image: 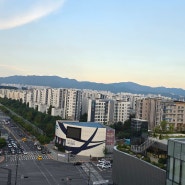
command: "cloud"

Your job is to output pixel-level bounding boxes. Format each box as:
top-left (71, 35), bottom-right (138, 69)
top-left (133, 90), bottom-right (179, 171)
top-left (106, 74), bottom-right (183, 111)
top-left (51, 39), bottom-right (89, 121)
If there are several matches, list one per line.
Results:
top-left (0, 0), bottom-right (66, 30)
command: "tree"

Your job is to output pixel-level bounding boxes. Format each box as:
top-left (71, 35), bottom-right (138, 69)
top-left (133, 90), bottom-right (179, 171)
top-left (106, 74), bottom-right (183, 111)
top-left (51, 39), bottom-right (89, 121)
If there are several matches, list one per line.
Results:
top-left (79, 113), bottom-right (87, 122)
top-left (0, 138), bottom-right (6, 148)
top-left (103, 147), bottom-right (108, 155)
top-left (169, 123), bottom-right (174, 133)
top-left (47, 105), bottom-right (53, 115)
top-left (154, 124), bottom-right (161, 133)
top-left (160, 120), bottom-right (168, 132)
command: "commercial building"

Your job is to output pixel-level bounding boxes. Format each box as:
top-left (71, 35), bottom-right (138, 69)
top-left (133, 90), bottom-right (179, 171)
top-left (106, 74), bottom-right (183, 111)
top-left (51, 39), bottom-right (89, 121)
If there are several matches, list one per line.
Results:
top-left (55, 121), bottom-right (115, 157)
top-left (130, 118), bottom-right (148, 146)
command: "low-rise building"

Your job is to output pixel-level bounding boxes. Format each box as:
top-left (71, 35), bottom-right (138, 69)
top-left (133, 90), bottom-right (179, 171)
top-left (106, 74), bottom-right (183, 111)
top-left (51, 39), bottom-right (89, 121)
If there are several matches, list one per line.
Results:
top-left (55, 121), bottom-right (115, 157)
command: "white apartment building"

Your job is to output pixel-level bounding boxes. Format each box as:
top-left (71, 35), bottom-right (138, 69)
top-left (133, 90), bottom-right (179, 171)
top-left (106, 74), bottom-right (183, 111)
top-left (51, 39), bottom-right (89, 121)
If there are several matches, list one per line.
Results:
top-left (19, 91), bottom-right (27, 103)
top-left (87, 99), bottom-right (114, 125)
top-left (81, 89), bottom-right (108, 115)
top-left (114, 100), bottom-right (131, 123)
top-left (26, 90), bottom-right (34, 104)
top-left (63, 89), bottom-right (82, 120)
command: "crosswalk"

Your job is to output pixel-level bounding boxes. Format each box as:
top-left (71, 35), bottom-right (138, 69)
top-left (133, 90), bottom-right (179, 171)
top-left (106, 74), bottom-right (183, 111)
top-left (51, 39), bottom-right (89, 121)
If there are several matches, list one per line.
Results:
top-left (80, 162), bottom-right (106, 183)
top-left (6, 151), bottom-right (51, 162)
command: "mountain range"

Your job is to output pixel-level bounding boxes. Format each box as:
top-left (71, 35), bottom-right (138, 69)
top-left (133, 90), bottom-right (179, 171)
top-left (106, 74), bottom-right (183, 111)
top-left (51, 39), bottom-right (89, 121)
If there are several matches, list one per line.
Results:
top-left (0, 75), bottom-right (185, 99)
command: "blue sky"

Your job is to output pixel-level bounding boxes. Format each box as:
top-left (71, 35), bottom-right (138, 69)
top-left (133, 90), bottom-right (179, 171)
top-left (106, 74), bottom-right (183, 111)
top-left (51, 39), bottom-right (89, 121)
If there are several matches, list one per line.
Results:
top-left (0, 0), bottom-right (185, 89)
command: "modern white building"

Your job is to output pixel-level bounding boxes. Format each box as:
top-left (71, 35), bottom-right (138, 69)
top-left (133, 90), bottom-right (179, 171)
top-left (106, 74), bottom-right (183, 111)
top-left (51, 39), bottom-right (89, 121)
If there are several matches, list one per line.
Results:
top-left (55, 120), bottom-right (115, 157)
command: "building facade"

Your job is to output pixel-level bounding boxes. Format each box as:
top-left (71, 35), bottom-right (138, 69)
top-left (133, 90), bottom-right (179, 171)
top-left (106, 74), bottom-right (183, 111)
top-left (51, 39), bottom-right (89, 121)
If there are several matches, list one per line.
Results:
top-left (114, 100), bottom-right (130, 123)
top-left (113, 147), bottom-right (166, 185)
top-left (55, 121), bottom-right (115, 157)
top-left (87, 99), bottom-right (114, 125)
top-left (166, 138), bottom-right (185, 185)
top-left (130, 118), bottom-right (148, 146)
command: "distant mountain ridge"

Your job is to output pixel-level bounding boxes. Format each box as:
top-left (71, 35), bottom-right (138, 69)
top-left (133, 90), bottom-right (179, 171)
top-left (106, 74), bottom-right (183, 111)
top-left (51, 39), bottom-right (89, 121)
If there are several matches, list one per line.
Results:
top-left (0, 75), bottom-right (185, 99)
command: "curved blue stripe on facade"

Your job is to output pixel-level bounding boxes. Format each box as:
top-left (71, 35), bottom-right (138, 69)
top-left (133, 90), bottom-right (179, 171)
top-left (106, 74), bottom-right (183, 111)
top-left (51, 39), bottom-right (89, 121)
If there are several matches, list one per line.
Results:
top-left (72, 137), bottom-right (105, 143)
top-left (66, 127), bottom-right (99, 155)
top-left (65, 141), bottom-right (105, 153)
top-left (58, 122), bottom-right (67, 135)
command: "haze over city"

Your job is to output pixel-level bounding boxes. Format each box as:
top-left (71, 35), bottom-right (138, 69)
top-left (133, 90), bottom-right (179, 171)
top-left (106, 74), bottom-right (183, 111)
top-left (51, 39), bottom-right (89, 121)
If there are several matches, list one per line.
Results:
top-left (0, 0), bottom-right (185, 89)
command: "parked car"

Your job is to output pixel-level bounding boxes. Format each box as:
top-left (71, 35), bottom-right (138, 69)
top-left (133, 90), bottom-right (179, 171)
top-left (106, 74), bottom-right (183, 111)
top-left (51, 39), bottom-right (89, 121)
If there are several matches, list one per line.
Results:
top-left (97, 163), bottom-right (104, 167)
top-left (98, 158), bottom-right (107, 163)
top-left (101, 163), bottom-right (112, 169)
top-left (73, 162), bottom-right (82, 166)
top-left (97, 160), bottom-right (111, 167)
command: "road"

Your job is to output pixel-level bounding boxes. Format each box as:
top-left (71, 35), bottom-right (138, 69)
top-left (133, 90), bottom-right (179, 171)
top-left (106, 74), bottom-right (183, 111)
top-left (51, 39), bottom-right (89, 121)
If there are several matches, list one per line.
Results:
top-left (0, 109), bottom-right (113, 185)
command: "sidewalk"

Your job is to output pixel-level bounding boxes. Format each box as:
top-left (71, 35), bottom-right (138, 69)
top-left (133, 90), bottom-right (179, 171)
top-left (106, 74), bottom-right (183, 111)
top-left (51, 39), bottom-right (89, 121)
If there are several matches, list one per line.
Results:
top-left (46, 143), bottom-right (91, 163)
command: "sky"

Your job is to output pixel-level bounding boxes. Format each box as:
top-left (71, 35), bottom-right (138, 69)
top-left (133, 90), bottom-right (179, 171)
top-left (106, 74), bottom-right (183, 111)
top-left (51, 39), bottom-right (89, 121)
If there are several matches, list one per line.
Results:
top-left (0, 0), bottom-right (185, 89)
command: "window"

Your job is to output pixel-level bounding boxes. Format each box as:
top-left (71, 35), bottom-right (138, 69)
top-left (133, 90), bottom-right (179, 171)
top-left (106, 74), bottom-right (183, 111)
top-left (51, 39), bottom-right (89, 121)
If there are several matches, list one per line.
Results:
top-left (169, 157), bottom-right (173, 180)
top-left (174, 159), bottom-right (180, 183)
top-left (66, 126), bottom-right (81, 140)
top-left (181, 161), bottom-right (185, 185)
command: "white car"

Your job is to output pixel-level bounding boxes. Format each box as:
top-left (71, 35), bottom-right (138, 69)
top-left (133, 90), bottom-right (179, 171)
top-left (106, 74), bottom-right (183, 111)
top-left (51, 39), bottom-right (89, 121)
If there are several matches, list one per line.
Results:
top-left (101, 163), bottom-right (112, 169)
top-left (23, 151), bottom-right (28, 155)
top-left (37, 145), bottom-right (42, 150)
top-left (97, 163), bottom-right (104, 167)
top-left (97, 161), bottom-right (111, 167)
top-left (98, 158), bottom-right (107, 163)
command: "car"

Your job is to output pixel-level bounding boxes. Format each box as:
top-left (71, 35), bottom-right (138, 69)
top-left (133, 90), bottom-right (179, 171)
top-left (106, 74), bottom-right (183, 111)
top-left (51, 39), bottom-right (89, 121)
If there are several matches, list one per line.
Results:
top-left (37, 155), bottom-right (42, 160)
top-left (97, 160), bottom-right (111, 167)
top-left (23, 151), bottom-right (28, 155)
top-left (98, 158), bottom-right (107, 163)
top-left (101, 163), bottom-right (112, 169)
top-left (41, 150), bottom-right (46, 154)
top-left (97, 163), bottom-right (104, 167)
top-left (8, 144), bottom-right (12, 148)
top-left (37, 145), bottom-right (42, 151)
top-left (73, 162), bottom-right (82, 166)
top-left (22, 138), bottom-right (27, 142)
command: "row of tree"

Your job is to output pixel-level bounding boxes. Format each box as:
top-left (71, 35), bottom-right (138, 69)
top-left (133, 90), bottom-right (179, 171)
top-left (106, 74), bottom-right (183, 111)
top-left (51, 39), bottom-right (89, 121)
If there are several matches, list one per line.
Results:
top-left (0, 98), bottom-right (62, 143)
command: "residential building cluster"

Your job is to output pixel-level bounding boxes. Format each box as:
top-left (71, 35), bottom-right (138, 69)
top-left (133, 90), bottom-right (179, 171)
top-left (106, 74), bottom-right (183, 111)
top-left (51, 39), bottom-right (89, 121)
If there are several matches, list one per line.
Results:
top-left (0, 87), bottom-right (185, 130)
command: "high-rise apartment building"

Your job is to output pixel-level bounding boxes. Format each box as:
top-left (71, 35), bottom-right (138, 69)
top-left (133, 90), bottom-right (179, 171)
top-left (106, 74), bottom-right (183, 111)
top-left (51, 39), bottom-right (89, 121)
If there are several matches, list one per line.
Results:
top-left (87, 99), bottom-right (114, 125)
top-left (63, 89), bottom-right (82, 120)
top-left (161, 100), bottom-right (185, 131)
top-left (114, 100), bottom-right (130, 123)
top-left (135, 98), bottom-right (162, 130)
